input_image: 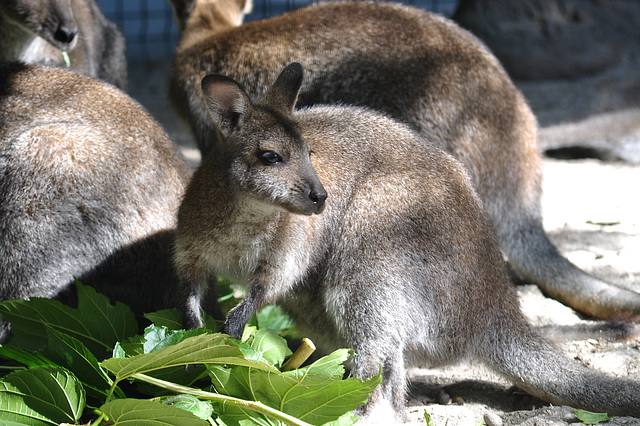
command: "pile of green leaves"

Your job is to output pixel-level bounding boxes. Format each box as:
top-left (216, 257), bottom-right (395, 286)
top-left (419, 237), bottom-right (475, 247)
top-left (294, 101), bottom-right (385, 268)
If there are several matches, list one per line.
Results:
top-left (0, 281), bottom-right (380, 425)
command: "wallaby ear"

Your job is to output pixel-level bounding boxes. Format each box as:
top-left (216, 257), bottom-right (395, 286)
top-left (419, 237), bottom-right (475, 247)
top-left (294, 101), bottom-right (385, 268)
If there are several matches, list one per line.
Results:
top-left (260, 62), bottom-right (304, 115)
top-left (201, 74), bottom-right (252, 138)
top-left (168, 0), bottom-right (194, 31)
top-left (237, 0), bottom-right (254, 20)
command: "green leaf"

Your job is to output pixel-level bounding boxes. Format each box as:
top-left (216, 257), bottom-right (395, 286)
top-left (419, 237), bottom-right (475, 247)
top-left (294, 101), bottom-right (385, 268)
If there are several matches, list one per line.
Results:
top-left (243, 328), bottom-right (292, 368)
top-left (424, 411), bottom-right (435, 426)
top-left (142, 325), bottom-right (208, 354)
top-left (102, 333), bottom-right (279, 382)
top-left (256, 305), bottom-right (295, 334)
top-left (115, 326), bottom-right (211, 390)
top-left (573, 409), bottom-right (612, 424)
top-left (0, 366), bottom-right (85, 425)
top-left (144, 309), bottom-right (184, 331)
top-left (100, 398), bottom-right (209, 425)
top-left (163, 394), bottom-right (214, 420)
top-left (73, 281), bottom-right (139, 353)
top-left (144, 309), bottom-right (221, 333)
top-left (0, 345), bottom-right (56, 369)
top-left (0, 281), bottom-right (138, 357)
top-left (323, 411), bottom-right (361, 426)
top-left (118, 333), bottom-right (146, 357)
top-left (129, 373), bottom-right (311, 426)
top-left (208, 348), bottom-right (379, 426)
top-left (0, 298), bottom-right (65, 352)
top-left (40, 328), bottom-right (116, 400)
top-left (112, 342), bottom-right (126, 359)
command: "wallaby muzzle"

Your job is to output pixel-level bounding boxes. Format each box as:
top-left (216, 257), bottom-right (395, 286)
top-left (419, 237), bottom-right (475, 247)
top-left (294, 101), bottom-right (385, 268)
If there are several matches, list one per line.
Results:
top-left (309, 187), bottom-right (327, 214)
top-left (54, 24), bottom-right (78, 45)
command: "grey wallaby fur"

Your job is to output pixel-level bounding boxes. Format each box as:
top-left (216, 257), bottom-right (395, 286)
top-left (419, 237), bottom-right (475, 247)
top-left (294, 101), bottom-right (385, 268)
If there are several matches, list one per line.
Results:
top-left (0, 63), bottom-right (191, 343)
top-left (174, 63), bottom-right (640, 422)
top-left (168, 0), bottom-right (640, 319)
top-left (0, 0), bottom-right (127, 90)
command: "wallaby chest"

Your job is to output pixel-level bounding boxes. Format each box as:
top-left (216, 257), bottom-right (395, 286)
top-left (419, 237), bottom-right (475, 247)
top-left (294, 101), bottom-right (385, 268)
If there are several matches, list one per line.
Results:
top-left (204, 204), bottom-right (284, 284)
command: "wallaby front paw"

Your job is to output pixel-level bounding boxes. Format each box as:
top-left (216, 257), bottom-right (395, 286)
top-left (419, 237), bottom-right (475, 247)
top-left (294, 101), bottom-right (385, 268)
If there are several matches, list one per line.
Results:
top-left (222, 320), bottom-right (244, 340)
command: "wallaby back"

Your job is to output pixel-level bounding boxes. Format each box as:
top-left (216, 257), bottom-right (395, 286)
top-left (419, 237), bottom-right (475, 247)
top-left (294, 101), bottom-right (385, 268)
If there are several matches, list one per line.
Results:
top-left (176, 64), bottom-right (640, 422)
top-left (169, 0), bottom-right (640, 318)
top-left (0, 0), bottom-right (127, 89)
top-left (0, 63), bottom-right (191, 342)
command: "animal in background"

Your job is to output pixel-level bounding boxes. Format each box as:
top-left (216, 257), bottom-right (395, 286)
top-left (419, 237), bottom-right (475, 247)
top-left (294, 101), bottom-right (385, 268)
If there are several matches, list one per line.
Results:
top-left (174, 63), bottom-right (640, 423)
top-left (0, 63), bottom-right (191, 343)
top-left (168, 0), bottom-right (640, 319)
top-left (0, 0), bottom-right (128, 89)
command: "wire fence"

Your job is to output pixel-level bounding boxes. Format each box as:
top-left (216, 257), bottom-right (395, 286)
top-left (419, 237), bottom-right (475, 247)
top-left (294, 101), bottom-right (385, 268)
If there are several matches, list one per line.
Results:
top-left (97, 0), bottom-right (458, 60)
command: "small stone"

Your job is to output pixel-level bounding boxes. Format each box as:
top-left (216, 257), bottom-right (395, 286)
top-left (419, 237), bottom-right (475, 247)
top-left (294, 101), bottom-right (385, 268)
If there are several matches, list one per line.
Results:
top-left (436, 389), bottom-right (451, 405)
top-left (453, 396), bottom-right (465, 405)
top-left (483, 412), bottom-right (503, 426)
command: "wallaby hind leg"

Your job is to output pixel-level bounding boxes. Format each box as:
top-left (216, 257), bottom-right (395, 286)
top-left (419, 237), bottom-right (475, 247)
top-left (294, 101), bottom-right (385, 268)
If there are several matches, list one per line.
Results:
top-left (348, 341), bottom-right (407, 423)
top-left (281, 275), bottom-right (408, 421)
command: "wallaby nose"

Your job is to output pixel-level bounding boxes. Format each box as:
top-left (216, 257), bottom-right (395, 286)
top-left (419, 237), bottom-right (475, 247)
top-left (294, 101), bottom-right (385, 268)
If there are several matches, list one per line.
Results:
top-left (54, 25), bottom-right (78, 45)
top-left (309, 188), bottom-right (327, 213)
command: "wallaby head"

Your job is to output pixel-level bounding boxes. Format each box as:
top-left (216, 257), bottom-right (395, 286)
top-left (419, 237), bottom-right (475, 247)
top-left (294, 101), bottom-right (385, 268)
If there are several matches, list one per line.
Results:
top-left (170, 0), bottom-right (252, 34)
top-left (0, 0), bottom-right (78, 51)
top-left (0, 0), bottom-right (127, 90)
top-left (200, 62), bottom-right (326, 216)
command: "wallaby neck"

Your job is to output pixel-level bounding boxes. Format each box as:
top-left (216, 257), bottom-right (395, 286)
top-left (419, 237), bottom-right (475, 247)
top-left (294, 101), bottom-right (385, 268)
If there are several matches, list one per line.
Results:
top-left (0, 13), bottom-right (59, 65)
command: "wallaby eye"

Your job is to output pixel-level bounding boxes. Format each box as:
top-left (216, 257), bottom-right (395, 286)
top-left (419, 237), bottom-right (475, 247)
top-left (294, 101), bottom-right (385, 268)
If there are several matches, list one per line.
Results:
top-left (260, 150), bottom-right (283, 165)
top-left (309, 150), bottom-right (315, 157)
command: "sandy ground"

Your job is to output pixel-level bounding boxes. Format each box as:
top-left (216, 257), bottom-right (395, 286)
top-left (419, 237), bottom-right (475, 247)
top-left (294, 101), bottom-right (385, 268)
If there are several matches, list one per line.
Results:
top-left (127, 52), bottom-right (640, 425)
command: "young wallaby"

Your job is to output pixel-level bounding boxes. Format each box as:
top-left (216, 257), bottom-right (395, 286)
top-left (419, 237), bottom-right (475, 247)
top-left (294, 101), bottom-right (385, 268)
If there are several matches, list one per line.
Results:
top-left (175, 63), bottom-right (640, 422)
top-left (168, 0), bottom-right (640, 319)
top-left (0, 0), bottom-right (127, 89)
top-left (0, 63), bottom-right (191, 343)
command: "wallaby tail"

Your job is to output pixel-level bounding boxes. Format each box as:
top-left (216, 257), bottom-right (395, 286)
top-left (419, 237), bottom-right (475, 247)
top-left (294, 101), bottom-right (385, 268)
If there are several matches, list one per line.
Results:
top-left (480, 312), bottom-right (640, 417)
top-left (503, 219), bottom-right (640, 319)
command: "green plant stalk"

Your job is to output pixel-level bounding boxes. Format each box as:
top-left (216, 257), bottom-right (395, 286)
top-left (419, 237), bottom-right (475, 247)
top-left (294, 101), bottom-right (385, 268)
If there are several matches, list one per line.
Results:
top-left (282, 338), bottom-right (316, 372)
top-left (90, 412), bottom-right (108, 426)
top-left (62, 51), bottom-right (71, 67)
top-left (0, 365), bottom-right (25, 371)
top-left (133, 372), bottom-right (313, 426)
top-left (104, 378), bottom-right (120, 404)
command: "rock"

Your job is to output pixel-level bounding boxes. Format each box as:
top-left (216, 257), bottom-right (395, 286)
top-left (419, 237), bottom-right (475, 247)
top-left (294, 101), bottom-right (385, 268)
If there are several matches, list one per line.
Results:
top-left (484, 412), bottom-right (503, 426)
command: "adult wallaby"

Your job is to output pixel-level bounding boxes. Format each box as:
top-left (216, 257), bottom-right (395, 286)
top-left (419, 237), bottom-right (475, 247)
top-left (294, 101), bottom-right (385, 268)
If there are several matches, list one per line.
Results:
top-left (0, 0), bottom-right (127, 89)
top-left (175, 63), bottom-right (640, 423)
top-left (0, 63), bottom-right (191, 343)
top-left (168, 0), bottom-right (640, 319)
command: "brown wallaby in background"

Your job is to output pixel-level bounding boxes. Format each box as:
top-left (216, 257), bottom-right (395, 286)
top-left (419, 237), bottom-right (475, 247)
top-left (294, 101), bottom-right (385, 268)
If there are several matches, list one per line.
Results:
top-left (168, 0), bottom-right (640, 319)
top-left (0, 63), bottom-right (191, 343)
top-left (174, 63), bottom-right (640, 423)
top-left (0, 0), bottom-right (128, 89)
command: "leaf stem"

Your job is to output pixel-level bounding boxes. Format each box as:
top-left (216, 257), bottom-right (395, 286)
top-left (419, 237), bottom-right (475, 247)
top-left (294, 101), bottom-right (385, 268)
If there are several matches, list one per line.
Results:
top-left (104, 379), bottom-right (121, 404)
top-left (281, 338), bottom-right (316, 372)
top-left (90, 411), bottom-right (107, 426)
top-left (133, 372), bottom-right (312, 426)
top-left (0, 365), bottom-right (25, 371)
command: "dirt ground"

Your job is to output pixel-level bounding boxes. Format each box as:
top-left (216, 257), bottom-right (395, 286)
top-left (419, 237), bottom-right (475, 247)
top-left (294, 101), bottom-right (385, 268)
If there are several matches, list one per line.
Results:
top-left (127, 48), bottom-right (640, 425)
